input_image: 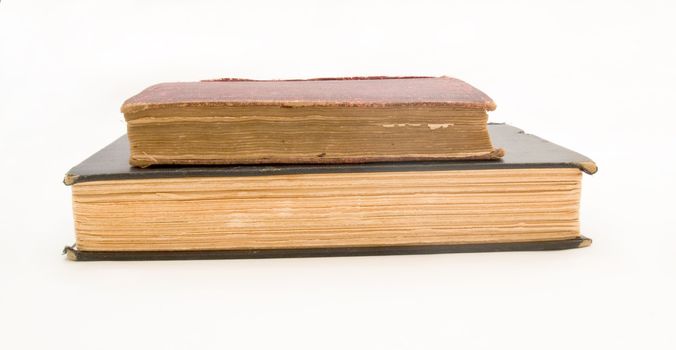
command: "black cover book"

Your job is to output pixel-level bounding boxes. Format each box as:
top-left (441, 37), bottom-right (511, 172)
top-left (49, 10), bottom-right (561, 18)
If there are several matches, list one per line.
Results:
top-left (63, 124), bottom-right (596, 261)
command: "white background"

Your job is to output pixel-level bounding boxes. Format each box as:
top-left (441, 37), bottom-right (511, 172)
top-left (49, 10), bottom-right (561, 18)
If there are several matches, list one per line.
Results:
top-left (1, 0), bottom-right (675, 349)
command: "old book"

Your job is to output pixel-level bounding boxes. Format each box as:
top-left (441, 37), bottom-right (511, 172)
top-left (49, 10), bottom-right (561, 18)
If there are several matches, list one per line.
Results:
top-left (63, 124), bottom-right (596, 261)
top-left (121, 76), bottom-right (503, 167)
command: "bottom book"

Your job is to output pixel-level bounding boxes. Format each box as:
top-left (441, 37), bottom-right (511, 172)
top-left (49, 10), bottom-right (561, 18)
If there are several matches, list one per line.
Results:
top-left (63, 124), bottom-right (597, 261)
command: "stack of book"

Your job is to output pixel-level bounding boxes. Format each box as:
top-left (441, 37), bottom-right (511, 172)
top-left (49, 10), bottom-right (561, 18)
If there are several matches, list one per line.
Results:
top-left (63, 77), bottom-right (596, 261)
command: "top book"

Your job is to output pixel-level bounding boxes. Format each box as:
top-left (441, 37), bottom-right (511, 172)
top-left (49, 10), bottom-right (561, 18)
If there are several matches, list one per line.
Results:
top-left (121, 76), bottom-right (502, 167)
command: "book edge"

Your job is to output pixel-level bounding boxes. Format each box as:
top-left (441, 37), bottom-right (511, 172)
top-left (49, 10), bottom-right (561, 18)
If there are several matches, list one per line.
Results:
top-left (128, 148), bottom-right (506, 168)
top-left (63, 237), bottom-right (592, 261)
top-left (122, 101), bottom-right (496, 115)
